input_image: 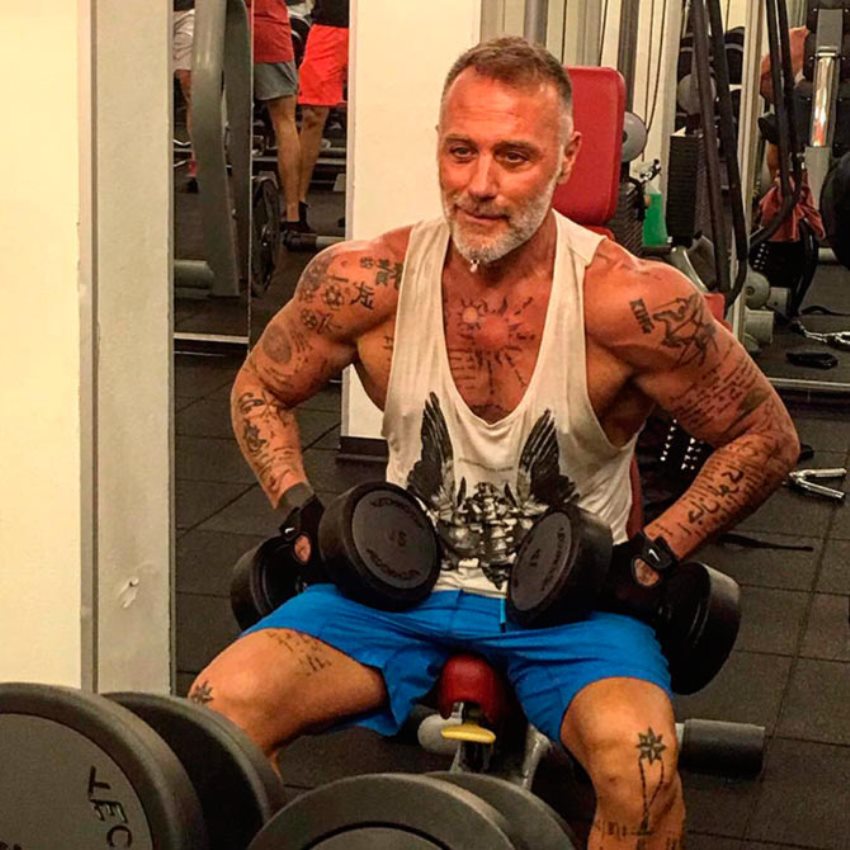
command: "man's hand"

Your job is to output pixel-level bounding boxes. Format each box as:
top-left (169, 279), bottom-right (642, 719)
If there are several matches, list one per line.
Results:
top-left (278, 482), bottom-right (326, 571)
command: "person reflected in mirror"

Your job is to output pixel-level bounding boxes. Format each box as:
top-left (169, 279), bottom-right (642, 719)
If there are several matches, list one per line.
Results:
top-left (173, 0), bottom-right (197, 191)
top-left (291, 0), bottom-right (349, 240)
top-left (759, 25), bottom-right (809, 181)
top-left (251, 0), bottom-right (303, 234)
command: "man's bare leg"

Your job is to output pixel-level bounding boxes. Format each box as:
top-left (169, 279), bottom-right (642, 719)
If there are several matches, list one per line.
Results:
top-left (561, 678), bottom-right (686, 849)
top-left (298, 104), bottom-right (331, 205)
top-left (265, 95), bottom-right (302, 224)
top-left (189, 628), bottom-right (387, 774)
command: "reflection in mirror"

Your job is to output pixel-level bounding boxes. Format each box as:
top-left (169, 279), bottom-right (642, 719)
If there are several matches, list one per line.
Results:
top-left (173, 0), bottom-right (252, 346)
top-left (249, 0), bottom-right (348, 344)
top-left (731, 0), bottom-right (850, 394)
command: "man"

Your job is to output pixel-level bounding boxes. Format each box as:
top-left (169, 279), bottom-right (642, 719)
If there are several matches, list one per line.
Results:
top-left (192, 38), bottom-right (799, 849)
top-left (252, 0), bottom-right (302, 231)
top-left (292, 0), bottom-right (349, 237)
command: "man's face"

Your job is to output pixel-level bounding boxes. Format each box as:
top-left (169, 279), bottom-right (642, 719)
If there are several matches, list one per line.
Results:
top-left (438, 69), bottom-right (580, 267)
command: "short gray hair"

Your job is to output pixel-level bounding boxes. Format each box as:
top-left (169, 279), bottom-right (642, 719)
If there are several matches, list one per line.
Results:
top-left (442, 36), bottom-right (573, 123)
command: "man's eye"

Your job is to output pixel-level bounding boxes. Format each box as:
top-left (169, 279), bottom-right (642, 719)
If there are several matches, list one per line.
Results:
top-left (450, 146), bottom-right (473, 158)
top-left (502, 151), bottom-right (528, 164)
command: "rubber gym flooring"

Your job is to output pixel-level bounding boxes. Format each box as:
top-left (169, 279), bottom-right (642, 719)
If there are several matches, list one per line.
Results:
top-left (174, 204), bottom-right (850, 846)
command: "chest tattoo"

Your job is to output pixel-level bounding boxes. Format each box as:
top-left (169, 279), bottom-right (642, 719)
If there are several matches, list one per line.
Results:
top-left (446, 295), bottom-right (539, 401)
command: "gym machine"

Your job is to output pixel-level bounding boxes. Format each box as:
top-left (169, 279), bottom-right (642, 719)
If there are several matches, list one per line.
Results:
top-left (174, 0), bottom-right (252, 302)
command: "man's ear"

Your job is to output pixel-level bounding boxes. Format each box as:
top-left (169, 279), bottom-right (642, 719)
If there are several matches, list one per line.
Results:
top-left (558, 131), bottom-right (582, 184)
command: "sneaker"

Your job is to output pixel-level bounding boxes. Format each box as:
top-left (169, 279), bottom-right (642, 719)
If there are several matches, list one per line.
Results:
top-left (299, 201), bottom-right (316, 234)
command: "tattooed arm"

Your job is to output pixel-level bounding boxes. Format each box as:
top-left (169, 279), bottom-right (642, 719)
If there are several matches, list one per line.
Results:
top-left (592, 246), bottom-right (800, 558)
top-left (232, 236), bottom-right (404, 508)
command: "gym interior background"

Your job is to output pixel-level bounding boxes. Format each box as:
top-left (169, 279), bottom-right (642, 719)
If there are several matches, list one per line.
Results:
top-left (3, 0), bottom-right (850, 847)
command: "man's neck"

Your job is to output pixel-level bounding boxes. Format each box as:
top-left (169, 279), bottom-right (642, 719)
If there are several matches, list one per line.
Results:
top-left (446, 212), bottom-right (558, 290)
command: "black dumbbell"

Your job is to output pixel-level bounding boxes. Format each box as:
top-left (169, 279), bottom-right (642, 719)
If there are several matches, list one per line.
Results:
top-left (505, 504), bottom-right (740, 694)
top-left (231, 481), bottom-right (442, 629)
top-left (0, 684), bottom-right (284, 850)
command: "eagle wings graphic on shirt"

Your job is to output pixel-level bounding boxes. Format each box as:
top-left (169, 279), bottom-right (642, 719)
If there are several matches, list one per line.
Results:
top-left (406, 393), bottom-right (579, 591)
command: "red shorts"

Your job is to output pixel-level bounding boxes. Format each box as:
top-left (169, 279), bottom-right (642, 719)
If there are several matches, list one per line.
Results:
top-left (298, 24), bottom-right (349, 107)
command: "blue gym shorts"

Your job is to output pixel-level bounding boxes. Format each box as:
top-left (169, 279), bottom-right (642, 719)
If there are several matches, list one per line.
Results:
top-left (243, 586), bottom-right (672, 745)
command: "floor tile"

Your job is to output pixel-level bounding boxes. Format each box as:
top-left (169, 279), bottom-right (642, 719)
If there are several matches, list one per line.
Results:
top-left (314, 426), bottom-right (341, 451)
top-left (790, 414), bottom-right (850, 455)
top-left (176, 396), bottom-right (234, 438)
top-left (817, 540), bottom-right (850, 595)
top-left (176, 592), bottom-right (241, 673)
top-left (175, 355), bottom-right (241, 398)
top-left (674, 651), bottom-right (792, 735)
top-left (298, 409), bottom-right (343, 447)
top-left (176, 436), bottom-right (257, 484)
top-left (777, 659), bottom-right (850, 746)
top-left (696, 533), bottom-right (821, 592)
top-left (198, 485), bottom-right (279, 536)
top-left (303, 449), bottom-right (385, 493)
top-left (736, 588), bottom-right (810, 656)
top-left (176, 480), bottom-right (253, 530)
top-left (800, 595), bottom-right (850, 663)
top-left (749, 737), bottom-right (850, 848)
top-left (682, 771), bottom-right (762, 838)
top-left (734, 453), bottom-right (846, 539)
top-left (177, 528), bottom-right (269, 596)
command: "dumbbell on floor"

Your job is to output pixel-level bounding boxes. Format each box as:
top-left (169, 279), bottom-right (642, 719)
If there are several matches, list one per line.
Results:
top-left (246, 771), bottom-right (579, 850)
top-left (0, 683), bottom-right (284, 850)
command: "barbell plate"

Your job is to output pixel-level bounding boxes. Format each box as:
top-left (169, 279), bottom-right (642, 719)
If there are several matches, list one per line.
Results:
top-left (507, 505), bottom-right (612, 628)
top-left (247, 773), bottom-right (525, 850)
top-left (428, 772), bottom-right (580, 850)
top-left (662, 562), bottom-right (741, 695)
top-left (320, 482), bottom-right (441, 609)
top-left (108, 692), bottom-right (286, 850)
top-left (0, 683), bottom-right (208, 850)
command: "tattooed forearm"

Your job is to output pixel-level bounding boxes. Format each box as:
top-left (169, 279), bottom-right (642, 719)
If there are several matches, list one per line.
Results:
top-left (650, 397), bottom-right (796, 551)
top-left (265, 631), bottom-right (334, 676)
top-left (232, 384), bottom-right (307, 506)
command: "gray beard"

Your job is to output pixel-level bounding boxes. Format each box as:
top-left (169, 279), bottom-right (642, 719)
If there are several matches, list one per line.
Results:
top-left (442, 169), bottom-right (560, 267)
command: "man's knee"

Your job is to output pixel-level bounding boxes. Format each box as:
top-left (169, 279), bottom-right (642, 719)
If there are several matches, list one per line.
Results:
top-left (188, 644), bottom-right (304, 753)
top-left (584, 725), bottom-right (682, 822)
top-left (301, 105), bottom-right (329, 130)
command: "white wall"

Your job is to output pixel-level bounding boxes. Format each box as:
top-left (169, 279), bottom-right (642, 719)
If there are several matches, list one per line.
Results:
top-left (0, 1), bottom-right (84, 684)
top-left (343, 0), bottom-right (482, 438)
top-left (0, 0), bottom-right (172, 689)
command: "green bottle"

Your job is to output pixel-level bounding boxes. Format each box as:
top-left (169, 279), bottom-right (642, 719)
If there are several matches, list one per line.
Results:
top-left (643, 181), bottom-right (669, 247)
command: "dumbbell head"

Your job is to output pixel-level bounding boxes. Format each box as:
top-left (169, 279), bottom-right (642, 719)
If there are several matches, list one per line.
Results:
top-left (506, 503), bottom-right (613, 628)
top-left (318, 482), bottom-right (441, 610)
top-left (0, 683), bottom-right (209, 850)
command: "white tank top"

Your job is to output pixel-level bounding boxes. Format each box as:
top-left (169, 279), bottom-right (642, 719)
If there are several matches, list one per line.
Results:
top-left (382, 213), bottom-right (637, 598)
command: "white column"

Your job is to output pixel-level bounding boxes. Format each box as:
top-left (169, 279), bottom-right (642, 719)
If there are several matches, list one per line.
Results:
top-left (0, 0), bottom-right (172, 690)
top-left (343, 0), bottom-right (482, 442)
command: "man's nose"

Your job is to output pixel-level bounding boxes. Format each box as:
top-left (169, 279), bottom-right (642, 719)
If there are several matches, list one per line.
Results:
top-left (466, 155), bottom-right (498, 199)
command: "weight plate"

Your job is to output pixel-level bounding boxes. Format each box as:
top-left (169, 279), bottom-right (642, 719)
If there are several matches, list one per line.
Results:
top-left (247, 773), bottom-right (524, 850)
top-left (428, 772), bottom-right (580, 850)
top-left (251, 174), bottom-right (281, 298)
top-left (0, 683), bottom-right (208, 850)
top-left (231, 538), bottom-right (302, 631)
top-left (320, 482), bottom-right (441, 609)
top-left (507, 505), bottom-right (612, 628)
top-left (108, 692), bottom-right (285, 850)
top-left (662, 562), bottom-right (741, 695)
